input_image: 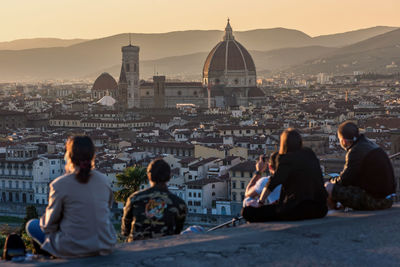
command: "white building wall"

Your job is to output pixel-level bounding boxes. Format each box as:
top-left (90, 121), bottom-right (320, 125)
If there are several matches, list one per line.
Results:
top-left (33, 158), bottom-right (51, 205)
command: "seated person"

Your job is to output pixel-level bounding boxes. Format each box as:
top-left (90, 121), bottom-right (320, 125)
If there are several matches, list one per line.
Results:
top-left (243, 152), bottom-right (281, 207)
top-left (26, 136), bottom-right (116, 258)
top-left (242, 128), bottom-right (328, 222)
top-left (325, 121), bottom-right (396, 210)
top-left (121, 158), bottom-right (187, 241)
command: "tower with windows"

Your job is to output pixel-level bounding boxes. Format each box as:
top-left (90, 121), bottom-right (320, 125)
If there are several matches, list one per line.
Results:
top-left (121, 42), bottom-right (140, 108)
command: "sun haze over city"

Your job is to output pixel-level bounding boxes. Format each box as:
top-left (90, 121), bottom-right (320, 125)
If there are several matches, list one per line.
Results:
top-left (1, 0), bottom-right (400, 41)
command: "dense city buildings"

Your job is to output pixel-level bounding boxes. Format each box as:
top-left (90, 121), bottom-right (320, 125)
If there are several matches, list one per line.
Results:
top-left (0, 21), bottom-right (399, 224)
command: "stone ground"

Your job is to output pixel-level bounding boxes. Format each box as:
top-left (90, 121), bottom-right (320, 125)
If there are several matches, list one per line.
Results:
top-left (4, 204), bottom-right (400, 266)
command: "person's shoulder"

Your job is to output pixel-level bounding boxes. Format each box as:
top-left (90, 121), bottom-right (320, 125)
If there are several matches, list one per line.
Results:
top-left (91, 170), bottom-right (111, 184)
top-left (50, 172), bottom-right (75, 188)
top-left (128, 187), bottom-right (153, 202)
top-left (168, 191), bottom-right (186, 206)
top-left (300, 147), bottom-right (316, 155)
top-left (256, 176), bottom-right (270, 185)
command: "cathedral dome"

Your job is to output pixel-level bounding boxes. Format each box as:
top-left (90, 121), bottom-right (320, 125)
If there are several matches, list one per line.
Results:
top-left (203, 19), bottom-right (256, 87)
top-left (92, 73), bottom-right (118, 91)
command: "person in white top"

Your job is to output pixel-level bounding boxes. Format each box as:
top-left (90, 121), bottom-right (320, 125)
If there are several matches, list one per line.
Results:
top-left (243, 152), bottom-right (281, 208)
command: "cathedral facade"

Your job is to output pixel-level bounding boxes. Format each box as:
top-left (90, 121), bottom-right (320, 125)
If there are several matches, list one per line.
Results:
top-left (91, 20), bottom-right (264, 109)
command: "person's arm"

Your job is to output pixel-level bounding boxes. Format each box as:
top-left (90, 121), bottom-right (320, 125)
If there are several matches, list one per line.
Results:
top-left (40, 183), bottom-right (63, 234)
top-left (331, 150), bottom-right (361, 186)
top-left (121, 197), bottom-right (134, 237)
top-left (175, 201), bottom-right (187, 234)
top-left (259, 156), bottom-right (291, 204)
top-left (245, 155), bottom-right (268, 197)
top-left (245, 173), bottom-right (261, 198)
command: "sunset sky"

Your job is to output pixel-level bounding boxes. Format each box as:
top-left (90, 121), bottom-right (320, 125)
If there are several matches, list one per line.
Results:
top-left (1, 0), bottom-right (400, 42)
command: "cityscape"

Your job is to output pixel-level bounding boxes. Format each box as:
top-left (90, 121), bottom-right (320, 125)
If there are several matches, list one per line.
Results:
top-left (0, 0), bottom-right (400, 265)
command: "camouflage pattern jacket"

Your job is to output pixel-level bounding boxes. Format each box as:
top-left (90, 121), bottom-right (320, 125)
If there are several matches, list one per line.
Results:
top-left (121, 185), bottom-right (187, 242)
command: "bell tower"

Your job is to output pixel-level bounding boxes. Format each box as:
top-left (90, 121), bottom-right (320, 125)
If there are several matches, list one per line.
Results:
top-left (121, 35), bottom-right (140, 108)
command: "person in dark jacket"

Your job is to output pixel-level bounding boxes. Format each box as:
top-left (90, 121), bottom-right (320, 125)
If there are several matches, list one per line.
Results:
top-left (242, 128), bottom-right (328, 222)
top-left (325, 121), bottom-right (396, 210)
top-left (121, 158), bottom-right (187, 242)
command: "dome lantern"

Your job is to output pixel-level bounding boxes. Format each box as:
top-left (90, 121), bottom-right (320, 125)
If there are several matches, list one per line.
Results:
top-left (224, 18), bottom-right (234, 41)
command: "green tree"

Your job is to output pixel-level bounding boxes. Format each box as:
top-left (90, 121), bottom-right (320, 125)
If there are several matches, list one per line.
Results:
top-left (114, 165), bottom-right (147, 204)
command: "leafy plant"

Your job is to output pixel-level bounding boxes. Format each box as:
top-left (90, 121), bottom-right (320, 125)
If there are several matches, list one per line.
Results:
top-left (113, 165), bottom-right (147, 204)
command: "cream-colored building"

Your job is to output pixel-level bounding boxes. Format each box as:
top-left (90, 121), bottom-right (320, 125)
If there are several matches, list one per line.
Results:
top-left (229, 160), bottom-right (256, 203)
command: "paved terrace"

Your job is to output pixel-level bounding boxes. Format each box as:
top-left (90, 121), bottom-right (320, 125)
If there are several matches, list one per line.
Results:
top-left (4, 204), bottom-right (400, 266)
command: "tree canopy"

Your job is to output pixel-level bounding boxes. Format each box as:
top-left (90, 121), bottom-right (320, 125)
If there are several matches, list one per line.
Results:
top-left (114, 165), bottom-right (147, 203)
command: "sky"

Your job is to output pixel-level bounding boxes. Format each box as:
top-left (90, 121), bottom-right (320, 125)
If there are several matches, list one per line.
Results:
top-left (1, 0), bottom-right (400, 42)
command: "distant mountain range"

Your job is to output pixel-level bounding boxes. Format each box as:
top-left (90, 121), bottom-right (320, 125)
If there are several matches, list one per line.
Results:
top-left (0, 38), bottom-right (87, 50)
top-left (287, 28), bottom-right (400, 75)
top-left (0, 26), bottom-right (398, 82)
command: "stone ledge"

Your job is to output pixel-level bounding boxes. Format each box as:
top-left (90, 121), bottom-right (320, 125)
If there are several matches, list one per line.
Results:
top-left (4, 204), bottom-right (400, 266)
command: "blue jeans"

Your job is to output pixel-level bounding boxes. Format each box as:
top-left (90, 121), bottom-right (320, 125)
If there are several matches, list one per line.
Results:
top-left (26, 219), bottom-right (46, 245)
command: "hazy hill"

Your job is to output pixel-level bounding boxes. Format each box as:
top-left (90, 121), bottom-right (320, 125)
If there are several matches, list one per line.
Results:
top-left (0, 38), bottom-right (87, 50)
top-left (287, 28), bottom-right (400, 75)
top-left (313, 26), bottom-right (398, 47)
top-left (0, 26), bottom-right (398, 81)
top-left (91, 46), bottom-right (337, 81)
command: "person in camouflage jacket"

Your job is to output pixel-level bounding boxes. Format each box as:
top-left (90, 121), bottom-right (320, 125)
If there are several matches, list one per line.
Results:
top-left (121, 159), bottom-right (187, 242)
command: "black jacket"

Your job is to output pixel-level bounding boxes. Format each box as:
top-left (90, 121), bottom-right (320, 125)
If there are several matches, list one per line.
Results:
top-left (266, 147), bottom-right (327, 213)
top-left (332, 134), bottom-right (396, 199)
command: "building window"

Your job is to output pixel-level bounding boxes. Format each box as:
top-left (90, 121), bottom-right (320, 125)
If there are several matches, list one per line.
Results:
top-left (241, 181), bottom-right (245, 189)
top-left (8, 181), bottom-right (12, 188)
top-left (241, 171), bottom-right (244, 178)
top-left (126, 63), bottom-right (130, 72)
top-left (198, 192), bottom-right (201, 198)
top-left (51, 161), bottom-right (55, 165)
top-left (189, 192), bottom-right (192, 197)
top-left (134, 63), bottom-right (137, 72)
top-left (193, 192), bottom-right (196, 197)
top-left (212, 184), bottom-right (215, 189)
top-left (212, 192), bottom-right (215, 196)
top-left (232, 192), bottom-right (237, 201)
top-left (177, 91), bottom-right (182, 96)
top-left (39, 162), bottom-right (43, 166)
top-left (232, 181), bottom-right (236, 189)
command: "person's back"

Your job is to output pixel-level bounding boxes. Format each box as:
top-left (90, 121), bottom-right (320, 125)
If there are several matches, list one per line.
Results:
top-left (358, 146), bottom-right (395, 198)
top-left (122, 185), bottom-right (186, 241)
top-left (325, 121), bottom-right (395, 210)
top-left (242, 129), bottom-right (327, 222)
top-left (26, 136), bottom-right (116, 258)
top-left (41, 170), bottom-right (116, 257)
top-left (121, 158), bottom-right (187, 242)
top-left (273, 147), bottom-right (327, 214)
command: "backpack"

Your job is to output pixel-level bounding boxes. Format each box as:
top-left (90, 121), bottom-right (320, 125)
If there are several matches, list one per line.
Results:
top-left (2, 233), bottom-right (26, 261)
